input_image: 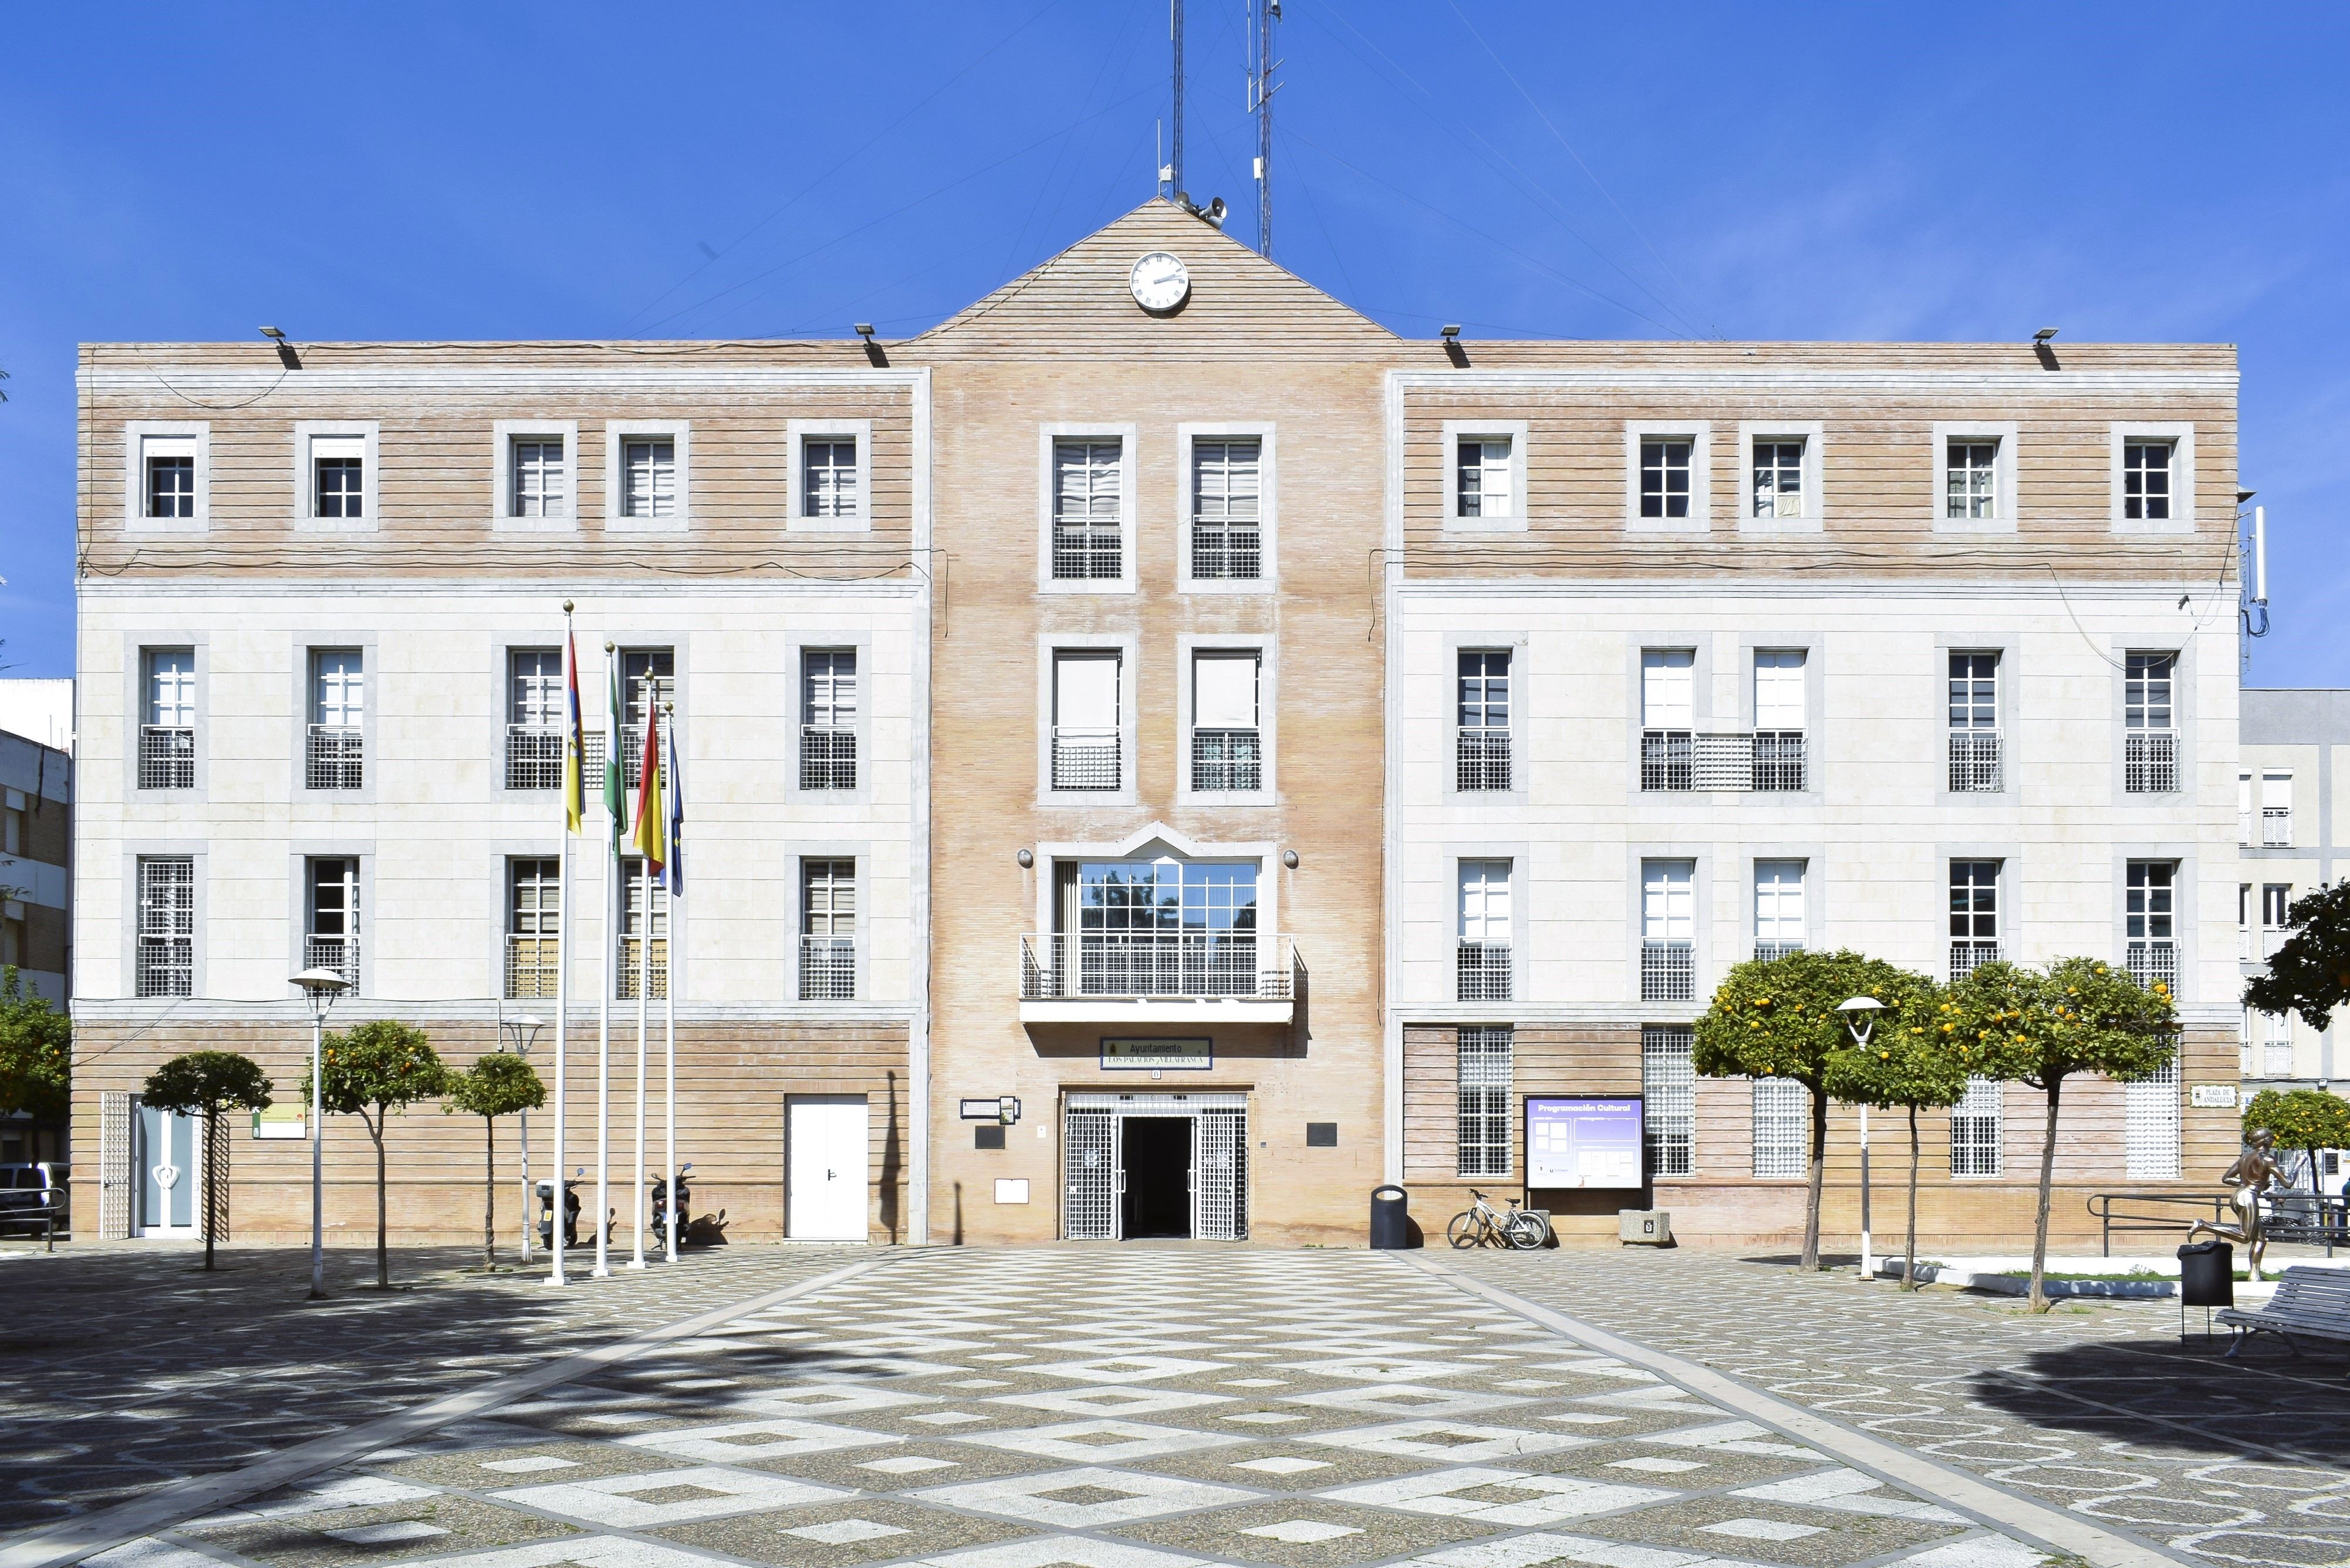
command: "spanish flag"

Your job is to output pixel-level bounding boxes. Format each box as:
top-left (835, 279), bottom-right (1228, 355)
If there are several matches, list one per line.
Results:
top-left (561, 626), bottom-right (586, 833)
top-left (632, 694), bottom-right (667, 876)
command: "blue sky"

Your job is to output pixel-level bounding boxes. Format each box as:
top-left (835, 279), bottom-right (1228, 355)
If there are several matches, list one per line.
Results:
top-left (3, 3), bottom-right (2344, 684)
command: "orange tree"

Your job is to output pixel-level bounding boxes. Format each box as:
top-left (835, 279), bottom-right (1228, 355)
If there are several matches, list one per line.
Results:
top-left (1946, 957), bottom-right (2178, 1312)
top-left (2244, 880), bottom-right (2350, 1032)
top-left (139, 1051), bottom-right (274, 1271)
top-left (442, 1052), bottom-right (546, 1271)
top-left (303, 1019), bottom-right (447, 1288)
top-left (1696, 949), bottom-right (1931, 1272)
top-left (2242, 1089), bottom-right (2350, 1196)
top-left (1821, 976), bottom-right (1964, 1291)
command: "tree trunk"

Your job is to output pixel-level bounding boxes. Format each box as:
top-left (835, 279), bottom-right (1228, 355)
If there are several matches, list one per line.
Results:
top-left (202, 1106), bottom-right (219, 1271)
top-left (1903, 1106), bottom-right (1920, 1291)
top-left (484, 1116), bottom-right (497, 1270)
top-left (369, 1108), bottom-right (390, 1289)
top-left (2030, 1079), bottom-right (2061, 1313)
top-left (1802, 1083), bottom-right (1828, 1271)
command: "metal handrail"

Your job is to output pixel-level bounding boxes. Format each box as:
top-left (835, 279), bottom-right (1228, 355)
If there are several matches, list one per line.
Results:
top-left (2086, 1190), bottom-right (2232, 1256)
top-left (1019, 932), bottom-right (1292, 1001)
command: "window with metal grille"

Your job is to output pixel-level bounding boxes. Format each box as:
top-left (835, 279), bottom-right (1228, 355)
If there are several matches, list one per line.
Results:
top-left (1457, 860), bottom-right (1513, 1001)
top-left (1752, 650), bottom-right (1806, 789)
top-left (511, 437), bottom-right (566, 518)
top-left (617, 856), bottom-right (668, 1001)
top-left (2125, 1057), bottom-right (2180, 1178)
top-left (140, 647), bottom-right (196, 789)
top-left (2126, 861), bottom-right (2176, 993)
top-left (505, 647), bottom-right (562, 789)
top-left (801, 649), bottom-right (857, 790)
top-left (1457, 435), bottom-right (1513, 519)
top-left (1456, 1026), bottom-right (1513, 1178)
top-left (136, 856), bottom-right (194, 998)
top-left (312, 434), bottom-right (364, 518)
top-left (1752, 1079), bottom-right (1807, 1178)
top-left (1191, 651), bottom-right (1261, 792)
top-left (306, 858), bottom-right (360, 989)
top-left (801, 859), bottom-right (856, 1001)
top-left (621, 438), bottom-right (676, 518)
top-left (1949, 1076), bottom-right (2003, 1177)
top-left (1191, 438), bottom-right (1261, 579)
top-left (1754, 860), bottom-right (1805, 961)
top-left (307, 648), bottom-right (364, 790)
top-left (1639, 438), bottom-right (1691, 518)
top-left (1642, 860), bottom-right (1693, 1002)
top-left (1642, 1026), bottom-right (1694, 1177)
top-left (1640, 648), bottom-right (1695, 790)
top-left (1052, 440), bottom-right (1123, 579)
top-left (803, 437), bottom-right (859, 519)
top-left (2122, 441), bottom-right (2172, 521)
top-left (619, 648), bottom-right (675, 789)
top-left (1752, 438), bottom-right (1804, 518)
top-left (1945, 439), bottom-right (1998, 519)
top-left (506, 857), bottom-right (559, 999)
top-left (2261, 883), bottom-right (2291, 967)
top-left (1052, 651), bottom-right (1120, 790)
top-left (1456, 649), bottom-right (1511, 791)
top-left (2123, 651), bottom-right (2177, 792)
top-left (145, 435), bottom-right (196, 518)
top-left (1949, 860), bottom-right (2000, 978)
top-left (1947, 651), bottom-right (2001, 791)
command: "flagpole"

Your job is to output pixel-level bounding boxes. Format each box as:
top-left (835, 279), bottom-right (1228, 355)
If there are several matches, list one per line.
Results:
top-left (548, 603), bottom-right (575, 1289)
top-left (630, 673), bottom-right (651, 1271)
top-left (662, 699), bottom-right (679, 1265)
top-left (595, 640), bottom-right (617, 1279)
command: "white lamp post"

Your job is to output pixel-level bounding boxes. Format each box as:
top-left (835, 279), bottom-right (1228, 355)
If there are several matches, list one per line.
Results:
top-left (1838, 996), bottom-right (1885, 1281)
top-left (501, 1015), bottom-right (546, 1259)
top-left (291, 966), bottom-right (352, 1299)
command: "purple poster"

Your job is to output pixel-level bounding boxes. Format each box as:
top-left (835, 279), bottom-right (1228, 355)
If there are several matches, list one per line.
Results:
top-left (1524, 1097), bottom-right (1644, 1189)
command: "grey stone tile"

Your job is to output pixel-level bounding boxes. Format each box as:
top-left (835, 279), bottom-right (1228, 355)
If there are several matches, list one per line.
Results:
top-left (650, 1495), bottom-right (1036, 1566)
top-left (1109, 1496), bottom-right (1500, 1566)
top-left (181, 1495), bottom-right (579, 1567)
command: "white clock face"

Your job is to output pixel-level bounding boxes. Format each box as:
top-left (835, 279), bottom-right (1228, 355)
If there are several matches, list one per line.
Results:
top-left (1129, 251), bottom-right (1190, 313)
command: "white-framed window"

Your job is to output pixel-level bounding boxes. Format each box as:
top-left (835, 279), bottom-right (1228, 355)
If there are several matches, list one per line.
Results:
top-left (1190, 651), bottom-right (1262, 794)
top-left (492, 421), bottom-right (578, 528)
top-left (2260, 881), bottom-right (2290, 965)
top-left (505, 856), bottom-right (560, 1000)
top-left (788, 419), bottom-right (873, 530)
top-left (1753, 438), bottom-right (1804, 518)
top-left (612, 425), bottom-right (683, 523)
top-left (1950, 859), bottom-right (2000, 978)
top-left (136, 856), bottom-right (195, 998)
top-left (1190, 437), bottom-right (1262, 580)
top-left (1051, 438), bottom-right (1125, 581)
top-left (1950, 1076), bottom-right (2003, 1177)
top-left (2123, 651), bottom-right (2179, 793)
top-left (1752, 1079), bottom-right (1806, 1178)
top-left (1457, 859), bottom-right (1513, 1002)
top-left (1948, 651), bottom-right (2001, 792)
top-left (1754, 860), bottom-right (1805, 960)
top-left (619, 648), bottom-right (676, 790)
top-left (305, 857), bottom-right (362, 988)
top-left (314, 436), bottom-right (364, 516)
top-left (1050, 651), bottom-right (1122, 792)
top-left (2125, 1057), bottom-right (2180, 1178)
top-left (2125, 860), bottom-right (2177, 993)
top-left (139, 647), bottom-right (197, 790)
top-left (1456, 648), bottom-right (1512, 792)
top-left (1753, 650), bottom-right (1806, 790)
top-left (801, 649), bottom-right (858, 792)
top-left (2261, 771), bottom-right (2293, 846)
top-left (1738, 423), bottom-right (1824, 531)
top-left (1641, 859), bottom-right (1694, 1002)
top-left (2256, 1009), bottom-right (2294, 1079)
top-left (505, 648), bottom-right (563, 791)
top-left (1456, 1025), bottom-right (1514, 1178)
top-left (617, 856), bottom-right (669, 1001)
top-left (125, 422), bottom-right (209, 531)
top-left (1639, 647), bottom-right (1697, 790)
top-left (1624, 422), bottom-right (1710, 531)
top-left (306, 648), bottom-right (365, 791)
top-left (801, 858), bottom-right (856, 1001)
top-left (1642, 1025), bottom-right (1694, 1178)
top-left (1445, 420), bottom-right (1529, 530)
top-left (2122, 440), bottom-right (2172, 521)
top-left (512, 438), bottom-right (566, 518)
top-left (1931, 422), bottom-right (2016, 531)
top-left (2109, 423), bottom-right (2194, 532)
top-left (1642, 437), bottom-right (1693, 519)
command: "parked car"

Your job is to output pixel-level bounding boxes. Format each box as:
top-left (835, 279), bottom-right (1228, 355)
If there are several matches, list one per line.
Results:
top-left (0, 1163), bottom-right (69, 1237)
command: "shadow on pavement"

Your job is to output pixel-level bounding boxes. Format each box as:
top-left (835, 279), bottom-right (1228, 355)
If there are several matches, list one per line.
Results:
top-left (1966, 1333), bottom-right (2350, 1464)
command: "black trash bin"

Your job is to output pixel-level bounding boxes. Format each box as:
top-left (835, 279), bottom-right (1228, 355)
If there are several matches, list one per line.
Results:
top-left (1370, 1185), bottom-right (1412, 1250)
top-left (2178, 1239), bottom-right (2233, 1307)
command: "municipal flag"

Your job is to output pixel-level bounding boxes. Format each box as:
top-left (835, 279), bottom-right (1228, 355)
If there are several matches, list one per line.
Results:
top-left (632, 701), bottom-right (667, 875)
top-left (562, 627), bottom-right (586, 833)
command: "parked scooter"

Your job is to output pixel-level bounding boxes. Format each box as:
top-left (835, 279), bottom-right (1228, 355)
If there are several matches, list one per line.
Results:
top-left (536, 1167), bottom-right (583, 1251)
top-left (649, 1163), bottom-right (693, 1251)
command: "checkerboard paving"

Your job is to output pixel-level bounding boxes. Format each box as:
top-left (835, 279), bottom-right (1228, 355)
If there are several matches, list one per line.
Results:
top-left (104, 1248), bottom-right (2064, 1568)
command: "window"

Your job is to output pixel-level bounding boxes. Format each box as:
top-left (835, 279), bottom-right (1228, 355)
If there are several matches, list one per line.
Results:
top-left (1950, 1076), bottom-right (2003, 1177)
top-left (1191, 652), bottom-right (1261, 793)
top-left (1752, 650), bottom-right (1806, 790)
top-left (804, 437), bottom-right (859, 519)
top-left (801, 859), bottom-right (856, 1001)
top-left (802, 650), bottom-right (857, 791)
top-left (1051, 652), bottom-right (1121, 791)
top-left (1947, 652), bottom-right (2001, 792)
top-left (1641, 859), bottom-right (1694, 1002)
top-left (1456, 435), bottom-right (1514, 519)
top-left (1754, 860), bottom-right (1805, 961)
top-left (1944, 438), bottom-right (1999, 520)
top-left (617, 856), bottom-right (668, 1001)
top-left (1457, 860), bottom-right (1512, 1002)
top-left (1456, 1026), bottom-right (1514, 1178)
top-left (1052, 440), bottom-right (1123, 580)
top-left (2261, 772), bottom-right (2292, 846)
top-left (1191, 438), bottom-right (1261, 580)
top-left (312, 435), bottom-right (365, 519)
top-left (505, 648), bottom-right (563, 790)
top-left (506, 857), bottom-right (559, 999)
top-left (2261, 882), bottom-right (2291, 963)
top-left (1950, 860), bottom-right (2000, 978)
top-left (1752, 438), bottom-right (1805, 518)
top-left (144, 435), bottom-right (197, 519)
top-left (2125, 861), bottom-right (2176, 993)
top-left (1639, 649), bottom-right (1694, 790)
top-left (510, 437), bottom-right (567, 519)
top-left (2257, 1010), bottom-right (2293, 1079)
top-left (1642, 1026), bottom-right (1694, 1178)
top-left (1753, 1079), bottom-right (1806, 1178)
top-left (2125, 1058), bottom-right (2180, 1179)
top-left (621, 438), bottom-right (676, 519)
top-left (306, 648), bottom-right (364, 790)
top-left (2240, 882), bottom-right (2254, 962)
top-left (1640, 438), bottom-right (1691, 519)
top-left (306, 858), bottom-right (360, 988)
top-left (619, 648), bottom-right (675, 789)
top-left (135, 856), bottom-right (195, 998)
top-left (1456, 650), bottom-right (1511, 792)
top-left (2123, 652), bottom-right (2177, 793)
top-left (140, 647), bottom-right (196, 789)
top-left (2122, 440), bottom-right (2172, 522)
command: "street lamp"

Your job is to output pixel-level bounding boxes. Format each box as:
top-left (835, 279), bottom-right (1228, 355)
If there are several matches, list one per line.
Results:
top-left (501, 1015), bottom-right (546, 1259)
top-left (291, 967), bottom-right (352, 1299)
top-left (1838, 996), bottom-right (1885, 1280)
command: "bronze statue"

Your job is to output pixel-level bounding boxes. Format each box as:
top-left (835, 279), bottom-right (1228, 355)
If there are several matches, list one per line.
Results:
top-left (2187, 1127), bottom-right (2284, 1280)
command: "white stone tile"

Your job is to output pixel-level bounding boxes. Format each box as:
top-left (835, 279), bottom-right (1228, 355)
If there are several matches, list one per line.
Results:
top-left (914, 1466), bottom-right (1255, 1529)
top-left (1305, 1420), bottom-right (1592, 1464)
top-left (494, 1465), bottom-right (852, 1528)
top-left (1701, 1518), bottom-right (1822, 1542)
top-left (1232, 1456), bottom-right (1332, 1475)
top-left (322, 1522), bottom-right (450, 1546)
top-left (480, 1456), bottom-right (583, 1474)
top-left (1406, 1532), bottom-right (1760, 1566)
top-left (965, 1419), bottom-right (1243, 1462)
top-left (1731, 1468), bottom-right (1963, 1522)
top-left (1890, 1537), bottom-right (2051, 1567)
top-left (1606, 1458), bottom-right (1706, 1475)
top-left (910, 1539), bottom-right (1216, 1568)
top-left (1222, 1411), bottom-right (1308, 1425)
top-left (907, 1410), bottom-right (992, 1426)
top-left (990, 1387), bottom-right (1233, 1417)
top-left (1281, 1383), bottom-right (1528, 1417)
top-left (1322, 1466), bottom-right (1674, 1525)
top-left (84, 1540), bottom-right (233, 1568)
top-left (190, 1475), bottom-right (439, 1525)
top-left (732, 1384), bottom-right (935, 1416)
top-left (1244, 1519), bottom-right (1362, 1542)
top-left (1034, 1354), bottom-right (1227, 1384)
top-left (862, 1454), bottom-right (963, 1475)
top-left (786, 1518), bottom-right (912, 1545)
top-left (391, 1540), bottom-right (721, 1568)
top-left (619, 1417), bottom-right (899, 1463)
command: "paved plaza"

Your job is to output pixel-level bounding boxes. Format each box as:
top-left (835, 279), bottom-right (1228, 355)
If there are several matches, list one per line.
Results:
top-left (2, 1243), bottom-right (2346, 1568)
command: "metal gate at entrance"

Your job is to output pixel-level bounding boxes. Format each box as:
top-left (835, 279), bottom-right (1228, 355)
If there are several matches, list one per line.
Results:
top-left (1063, 1091), bottom-right (1247, 1242)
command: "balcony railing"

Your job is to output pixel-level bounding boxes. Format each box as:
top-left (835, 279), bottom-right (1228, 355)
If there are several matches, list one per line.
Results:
top-left (305, 724), bottom-right (364, 790)
top-left (138, 726), bottom-right (195, 789)
top-left (1641, 940), bottom-right (1694, 1001)
top-left (1456, 942), bottom-right (1513, 1002)
top-left (1191, 728), bottom-right (1262, 793)
top-left (1948, 731), bottom-right (2002, 793)
top-left (134, 938), bottom-right (193, 999)
top-left (1640, 730), bottom-right (1807, 792)
top-left (801, 726), bottom-right (857, 790)
top-left (1949, 940), bottom-right (2002, 981)
top-left (617, 938), bottom-right (668, 1001)
top-left (1753, 940), bottom-right (1805, 962)
top-left (1018, 931), bottom-right (1293, 1001)
top-left (2263, 807), bottom-right (2292, 847)
top-left (505, 725), bottom-right (562, 790)
top-left (2126, 941), bottom-right (2177, 995)
top-left (1456, 729), bottom-right (1512, 792)
top-left (2125, 731), bottom-right (2177, 793)
top-left (303, 935), bottom-right (360, 988)
top-left (799, 936), bottom-right (856, 1000)
top-left (505, 934), bottom-right (559, 999)
top-left (1051, 727), bottom-right (1120, 791)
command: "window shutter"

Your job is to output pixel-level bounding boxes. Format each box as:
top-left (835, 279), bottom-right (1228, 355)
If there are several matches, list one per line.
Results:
top-left (1458, 860), bottom-right (1511, 944)
top-left (1642, 650), bottom-right (1694, 728)
top-left (1754, 650), bottom-right (1805, 729)
top-left (1054, 654), bottom-right (1119, 730)
top-left (311, 434), bottom-right (364, 461)
top-left (1194, 654), bottom-right (1258, 729)
top-left (1480, 441), bottom-right (1513, 517)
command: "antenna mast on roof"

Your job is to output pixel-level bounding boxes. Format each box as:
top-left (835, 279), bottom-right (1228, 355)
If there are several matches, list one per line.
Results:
top-left (1167, 0), bottom-right (1185, 202)
top-left (1249, 0), bottom-right (1281, 256)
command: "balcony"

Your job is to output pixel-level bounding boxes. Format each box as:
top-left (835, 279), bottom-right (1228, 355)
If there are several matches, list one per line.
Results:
top-left (1191, 728), bottom-right (1262, 792)
top-left (505, 725), bottom-right (562, 790)
top-left (1456, 942), bottom-right (1512, 1002)
top-left (1640, 730), bottom-right (1806, 792)
top-left (1948, 731), bottom-right (2001, 793)
top-left (2125, 731), bottom-right (2177, 793)
top-left (617, 938), bottom-right (668, 1001)
top-left (1641, 940), bottom-right (1694, 1002)
top-left (1949, 940), bottom-right (2001, 981)
top-left (801, 726), bottom-right (857, 790)
top-left (1051, 727), bottom-right (1120, 791)
top-left (305, 724), bottom-right (363, 790)
top-left (2262, 807), bottom-right (2292, 847)
top-left (1018, 931), bottom-right (1297, 1023)
top-left (2126, 941), bottom-right (2177, 995)
top-left (1456, 728), bottom-right (1512, 792)
top-left (1753, 940), bottom-right (1805, 962)
top-left (138, 726), bottom-right (195, 789)
top-left (304, 935), bottom-right (360, 989)
top-left (799, 936), bottom-right (856, 1000)
top-left (505, 934), bottom-right (558, 999)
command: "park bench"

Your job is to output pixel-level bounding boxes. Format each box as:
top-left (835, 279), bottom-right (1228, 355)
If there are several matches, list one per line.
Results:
top-left (2216, 1265), bottom-right (2350, 1359)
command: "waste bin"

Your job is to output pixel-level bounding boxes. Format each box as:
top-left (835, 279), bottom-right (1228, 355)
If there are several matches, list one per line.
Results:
top-left (2177, 1239), bottom-right (2233, 1307)
top-left (1369, 1185), bottom-right (1412, 1250)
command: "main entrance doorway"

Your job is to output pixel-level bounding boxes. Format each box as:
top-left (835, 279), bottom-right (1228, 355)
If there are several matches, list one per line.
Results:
top-left (1063, 1091), bottom-right (1246, 1241)
top-left (785, 1094), bottom-right (868, 1241)
top-left (133, 1100), bottom-right (198, 1237)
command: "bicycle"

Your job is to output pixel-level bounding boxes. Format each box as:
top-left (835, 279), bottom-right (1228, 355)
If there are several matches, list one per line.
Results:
top-left (1447, 1188), bottom-right (1546, 1250)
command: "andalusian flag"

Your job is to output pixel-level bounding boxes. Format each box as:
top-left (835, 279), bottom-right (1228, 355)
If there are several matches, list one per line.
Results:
top-left (632, 698), bottom-right (667, 876)
top-left (562, 626), bottom-right (586, 833)
top-left (603, 649), bottom-right (624, 846)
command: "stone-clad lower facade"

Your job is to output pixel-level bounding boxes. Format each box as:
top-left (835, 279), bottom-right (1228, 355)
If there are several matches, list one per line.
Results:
top-left (71, 201), bottom-right (2247, 1250)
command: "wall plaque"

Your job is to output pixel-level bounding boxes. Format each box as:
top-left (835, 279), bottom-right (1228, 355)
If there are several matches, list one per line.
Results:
top-left (1102, 1038), bottom-right (1211, 1070)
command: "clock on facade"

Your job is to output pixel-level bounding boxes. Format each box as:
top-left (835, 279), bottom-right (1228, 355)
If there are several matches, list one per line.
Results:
top-left (1128, 251), bottom-right (1190, 313)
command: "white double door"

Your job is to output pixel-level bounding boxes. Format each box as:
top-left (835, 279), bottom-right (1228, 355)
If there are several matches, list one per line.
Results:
top-left (786, 1094), bottom-right (869, 1241)
top-left (134, 1101), bottom-right (199, 1236)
